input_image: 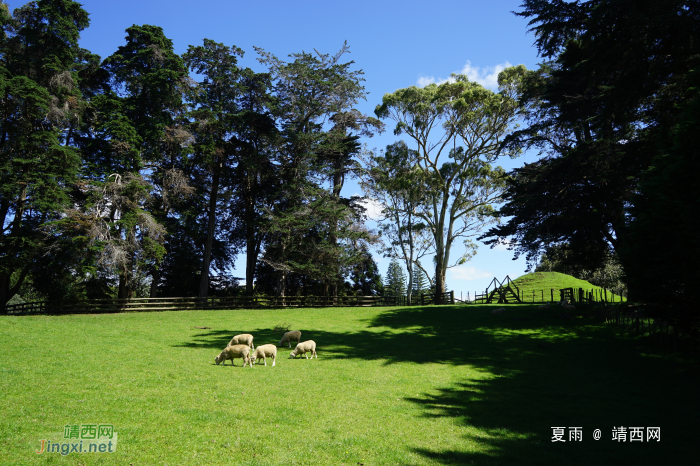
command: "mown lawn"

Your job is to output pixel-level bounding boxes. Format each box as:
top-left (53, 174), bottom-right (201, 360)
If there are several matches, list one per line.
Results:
top-left (0, 304), bottom-right (695, 465)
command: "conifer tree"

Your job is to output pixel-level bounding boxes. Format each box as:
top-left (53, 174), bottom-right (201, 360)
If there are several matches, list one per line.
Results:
top-left (411, 261), bottom-right (428, 298)
top-left (0, 0), bottom-right (90, 308)
top-left (384, 259), bottom-right (406, 297)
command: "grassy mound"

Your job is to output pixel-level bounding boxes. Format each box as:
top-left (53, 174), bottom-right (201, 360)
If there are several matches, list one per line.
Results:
top-left (509, 271), bottom-right (624, 302)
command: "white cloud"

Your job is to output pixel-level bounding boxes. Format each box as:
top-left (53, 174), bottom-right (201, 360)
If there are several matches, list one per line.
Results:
top-left (355, 196), bottom-right (385, 221)
top-left (493, 238), bottom-right (517, 252)
top-left (417, 75), bottom-right (451, 87)
top-left (459, 60), bottom-right (512, 89)
top-left (417, 60), bottom-right (512, 90)
top-left (447, 265), bottom-right (493, 281)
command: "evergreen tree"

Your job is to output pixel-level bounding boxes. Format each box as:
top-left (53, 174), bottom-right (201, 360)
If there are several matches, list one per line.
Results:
top-left (411, 261), bottom-right (428, 298)
top-left (384, 259), bottom-right (406, 297)
top-left (345, 247), bottom-right (383, 296)
top-left (482, 0), bottom-right (700, 282)
top-left (0, 0), bottom-right (90, 308)
top-left (84, 24), bottom-right (188, 299)
top-left (256, 43), bottom-right (377, 297)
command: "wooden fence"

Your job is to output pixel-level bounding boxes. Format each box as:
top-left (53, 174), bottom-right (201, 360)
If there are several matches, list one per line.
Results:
top-left (3, 294), bottom-right (411, 316)
top-left (593, 304), bottom-right (698, 356)
top-left (475, 287), bottom-right (627, 304)
top-left (419, 291), bottom-right (455, 305)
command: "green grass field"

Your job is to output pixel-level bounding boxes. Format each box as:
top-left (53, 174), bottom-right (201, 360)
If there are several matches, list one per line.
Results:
top-left (0, 304), bottom-right (695, 465)
top-left (509, 272), bottom-right (625, 302)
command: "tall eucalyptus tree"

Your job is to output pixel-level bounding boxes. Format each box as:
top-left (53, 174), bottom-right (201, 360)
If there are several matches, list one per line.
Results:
top-left (375, 67), bottom-right (526, 299)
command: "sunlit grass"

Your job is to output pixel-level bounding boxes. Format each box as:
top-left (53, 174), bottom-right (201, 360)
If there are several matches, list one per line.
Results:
top-left (0, 304), bottom-right (694, 465)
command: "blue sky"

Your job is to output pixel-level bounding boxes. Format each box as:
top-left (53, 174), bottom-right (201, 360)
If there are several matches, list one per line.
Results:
top-left (8, 0), bottom-right (544, 297)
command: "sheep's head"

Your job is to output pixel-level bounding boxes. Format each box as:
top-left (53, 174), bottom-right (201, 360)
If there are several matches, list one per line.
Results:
top-left (215, 352), bottom-right (225, 365)
top-left (289, 351), bottom-right (297, 359)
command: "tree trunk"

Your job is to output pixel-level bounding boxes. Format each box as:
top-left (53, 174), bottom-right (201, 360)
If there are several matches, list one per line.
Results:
top-left (245, 235), bottom-right (258, 295)
top-left (0, 272), bottom-right (9, 313)
top-left (244, 170), bottom-right (259, 295)
top-left (118, 273), bottom-right (134, 300)
top-left (150, 267), bottom-right (160, 298)
top-left (199, 172), bottom-right (220, 298)
top-left (276, 271), bottom-right (286, 298)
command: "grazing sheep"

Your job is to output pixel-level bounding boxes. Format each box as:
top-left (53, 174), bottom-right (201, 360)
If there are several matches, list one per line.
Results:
top-left (538, 303), bottom-right (550, 310)
top-left (278, 330), bottom-right (302, 348)
top-left (558, 300), bottom-right (575, 311)
top-left (228, 333), bottom-right (254, 350)
top-left (289, 340), bottom-right (317, 359)
top-left (215, 344), bottom-right (252, 367)
top-left (491, 308), bottom-right (505, 315)
top-left (251, 344), bottom-right (278, 367)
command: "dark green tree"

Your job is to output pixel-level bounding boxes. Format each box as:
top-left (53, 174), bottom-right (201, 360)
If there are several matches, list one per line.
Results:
top-left (481, 0), bottom-right (700, 285)
top-left (0, 0), bottom-right (89, 308)
top-left (82, 24), bottom-right (188, 299)
top-left (622, 68), bottom-right (700, 308)
top-left (411, 260), bottom-right (429, 298)
top-left (256, 43), bottom-right (377, 298)
top-left (384, 258), bottom-right (406, 298)
top-left (229, 68), bottom-right (277, 295)
top-left (183, 39), bottom-right (247, 298)
top-left (345, 246), bottom-right (383, 296)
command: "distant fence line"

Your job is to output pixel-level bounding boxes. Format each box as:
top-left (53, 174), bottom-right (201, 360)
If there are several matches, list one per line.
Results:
top-left (468, 287), bottom-right (626, 305)
top-left (3, 291), bottom-right (455, 316)
top-left (593, 303), bottom-right (698, 356)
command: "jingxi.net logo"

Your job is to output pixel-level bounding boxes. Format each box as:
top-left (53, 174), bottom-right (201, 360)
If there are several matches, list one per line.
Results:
top-left (36, 424), bottom-right (117, 456)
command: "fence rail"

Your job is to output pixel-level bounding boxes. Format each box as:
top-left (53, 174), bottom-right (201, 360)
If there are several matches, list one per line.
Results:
top-left (4, 294), bottom-right (413, 316)
top-left (419, 291), bottom-right (455, 305)
top-left (470, 287), bottom-right (626, 304)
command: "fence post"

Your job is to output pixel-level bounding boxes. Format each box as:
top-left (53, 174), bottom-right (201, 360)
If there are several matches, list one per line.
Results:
top-left (451, 290), bottom-right (455, 304)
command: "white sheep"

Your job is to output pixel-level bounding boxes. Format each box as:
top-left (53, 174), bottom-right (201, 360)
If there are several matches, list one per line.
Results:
top-left (289, 340), bottom-right (317, 359)
top-left (278, 330), bottom-right (302, 348)
top-left (491, 307), bottom-right (505, 315)
top-left (228, 333), bottom-right (254, 350)
top-left (559, 300), bottom-right (576, 311)
top-left (251, 344), bottom-right (278, 366)
top-left (215, 344), bottom-right (252, 367)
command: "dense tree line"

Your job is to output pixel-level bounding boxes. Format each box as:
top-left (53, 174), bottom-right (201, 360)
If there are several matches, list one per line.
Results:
top-left (0, 0), bottom-right (385, 308)
top-left (482, 0), bottom-right (699, 316)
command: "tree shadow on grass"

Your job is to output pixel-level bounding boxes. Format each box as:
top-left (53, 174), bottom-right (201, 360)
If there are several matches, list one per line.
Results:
top-left (173, 327), bottom-right (284, 350)
top-left (371, 306), bottom-right (696, 465)
top-left (174, 305), bottom-right (697, 464)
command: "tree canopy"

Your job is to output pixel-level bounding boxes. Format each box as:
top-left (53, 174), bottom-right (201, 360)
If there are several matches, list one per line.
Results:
top-left (481, 0), bottom-right (700, 311)
top-left (374, 67), bottom-right (527, 299)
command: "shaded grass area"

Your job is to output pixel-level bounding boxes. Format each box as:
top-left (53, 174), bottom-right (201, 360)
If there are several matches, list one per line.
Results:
top-left (0, 304), bottom-right (696, 465)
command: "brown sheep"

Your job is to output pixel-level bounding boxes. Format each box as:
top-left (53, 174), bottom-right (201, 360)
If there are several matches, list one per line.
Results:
top-left (215, 344), bottom-right (252, 367)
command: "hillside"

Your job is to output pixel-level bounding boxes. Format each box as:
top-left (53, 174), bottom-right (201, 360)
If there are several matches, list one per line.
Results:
top-left (506, 272), bottom-right (625, 302)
